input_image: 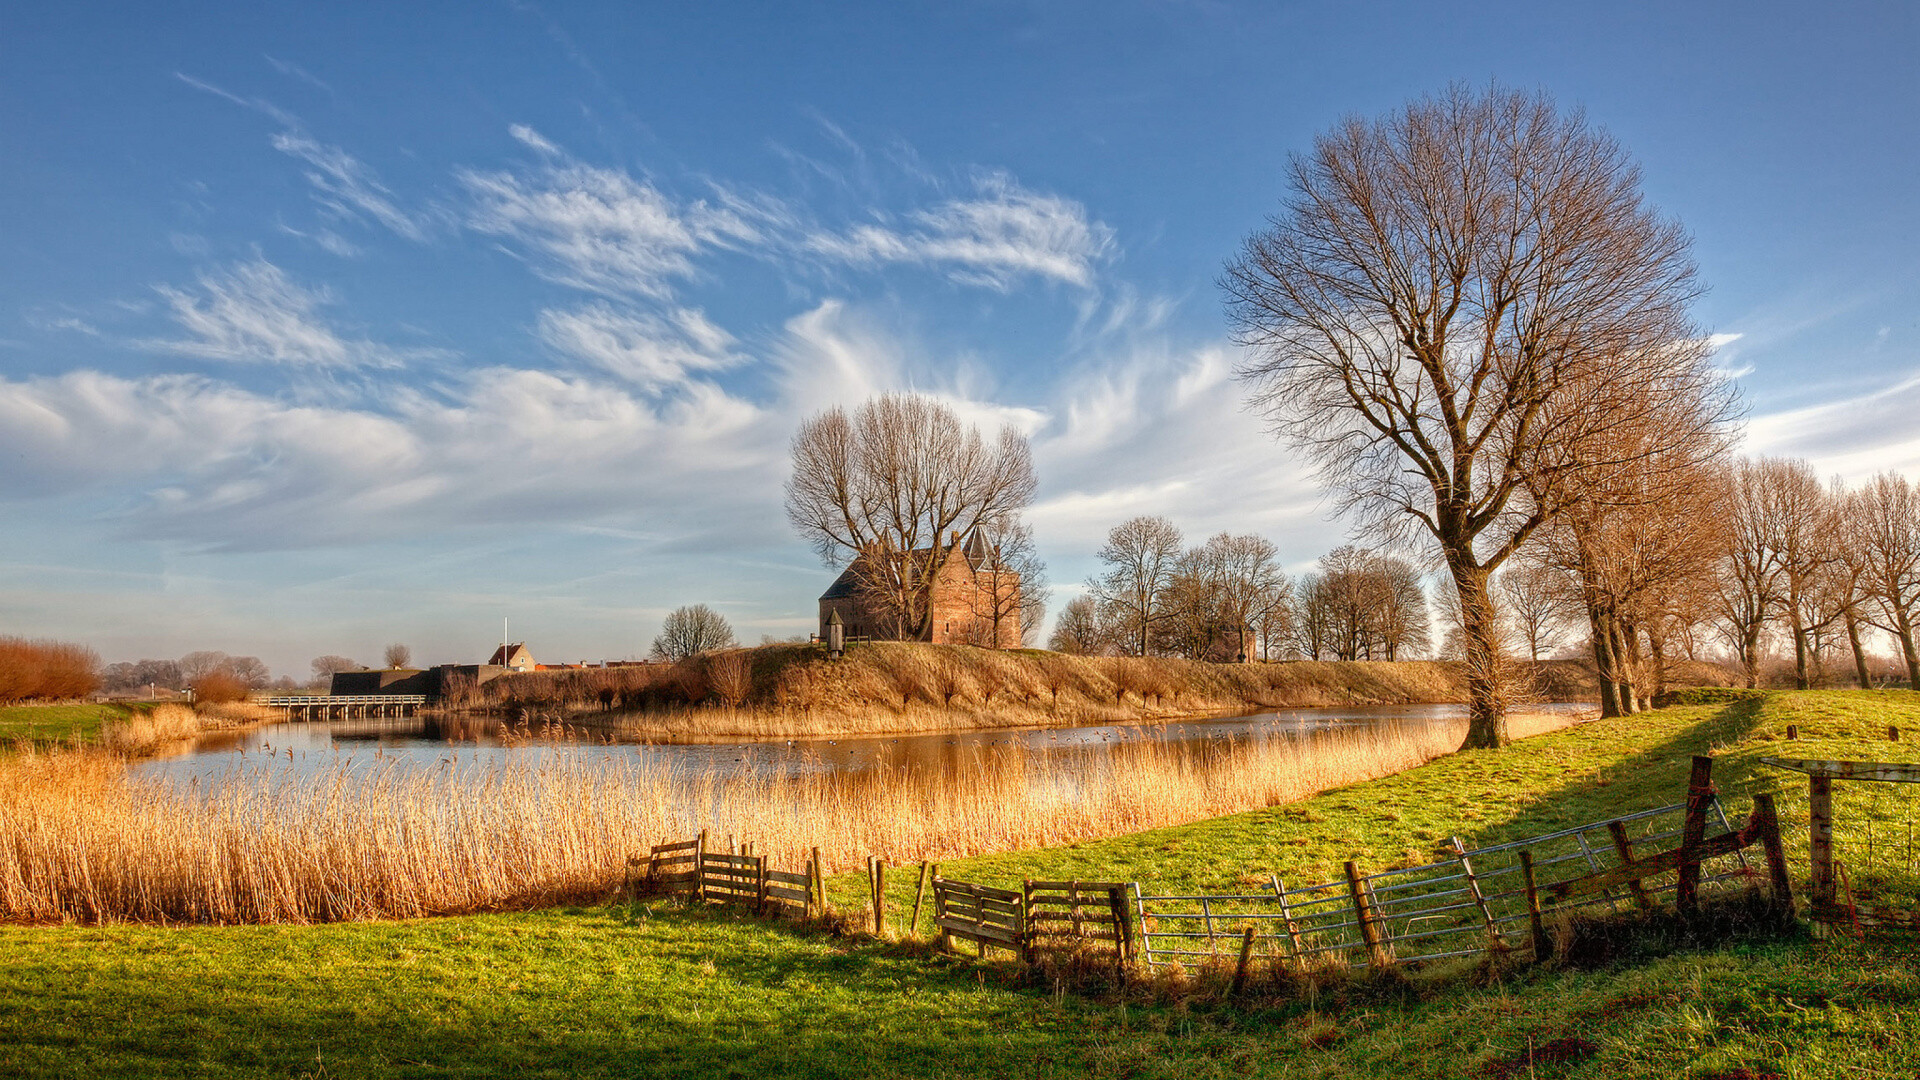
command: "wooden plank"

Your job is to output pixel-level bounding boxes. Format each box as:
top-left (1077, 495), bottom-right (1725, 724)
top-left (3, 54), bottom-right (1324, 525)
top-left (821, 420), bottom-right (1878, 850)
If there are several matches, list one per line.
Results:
top-left (1753, 792), bottom-right (1794, 916)
top-left (1605, 821), bottom-right (1654, 911)
top-left (910, 860), bottom-right (932, 937)
top-left (650, 839), bottom-right (700, 853)
top-left (1231, 927), bottom-right (1257, 995)
top-left (1544, 828), bottom-right (1752, 900)
top-left (1760, 757), bottom-right (1920, 783)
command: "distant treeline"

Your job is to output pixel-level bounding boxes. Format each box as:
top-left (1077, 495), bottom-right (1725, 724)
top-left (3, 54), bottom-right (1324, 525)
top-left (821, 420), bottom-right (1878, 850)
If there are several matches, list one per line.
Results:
top-left (0, 638), bottom-right (101, 703)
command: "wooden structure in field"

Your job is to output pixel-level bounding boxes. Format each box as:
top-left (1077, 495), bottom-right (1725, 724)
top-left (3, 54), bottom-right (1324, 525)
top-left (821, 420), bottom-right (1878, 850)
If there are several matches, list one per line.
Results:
top-left (1763, 757), bottom-right (1920, 933)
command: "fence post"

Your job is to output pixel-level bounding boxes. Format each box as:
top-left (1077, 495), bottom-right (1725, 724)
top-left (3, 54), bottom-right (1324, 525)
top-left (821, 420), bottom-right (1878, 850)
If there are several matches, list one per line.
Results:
top-left (1230, 926), bottom-right (1257, 996)
top-left (1752, 792), bottom-right (1795, 918)
top-left (1677, 755), bottom-right (1715, 917)
top-left (1107, 885), bottom-right (1135, 966)
top-left (695, 829), bottom-right (708, 904)
top-left (1022, 880), bottom-right (1036, 963)
top-left (809, 845), bottom-right (825, 918)
top-left (1344, 861), bottom-right (1393, 971)
top-left (909, 860), bottom-right (932, 937)
top-left (756, 853), bottom-right (770, 915)
top-left (1519, 850), bottom-right (1551, 962)
top-left (869, 856), bottom-right (886, 937)
top-left (1809, 773), bottom-right (1835, 913)
top-left (1604, 821), bottom-right (1654, 912)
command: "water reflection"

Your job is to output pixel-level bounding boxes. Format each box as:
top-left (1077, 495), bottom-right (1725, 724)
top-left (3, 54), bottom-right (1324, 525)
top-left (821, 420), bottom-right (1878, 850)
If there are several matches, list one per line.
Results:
top-left (133, 702), bottom-right (1594, 790)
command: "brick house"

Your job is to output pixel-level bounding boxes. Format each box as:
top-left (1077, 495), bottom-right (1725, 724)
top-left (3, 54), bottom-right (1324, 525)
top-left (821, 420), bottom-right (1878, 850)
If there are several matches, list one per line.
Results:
top-left (818, 531), bottom-right (1023, 647)
top-left (487, 642), bottom-right (537, 673)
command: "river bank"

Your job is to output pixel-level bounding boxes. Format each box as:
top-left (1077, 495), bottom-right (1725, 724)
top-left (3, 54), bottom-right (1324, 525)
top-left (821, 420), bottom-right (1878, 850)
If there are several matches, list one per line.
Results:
top-left (464, 643), bottom-right (1708, 740)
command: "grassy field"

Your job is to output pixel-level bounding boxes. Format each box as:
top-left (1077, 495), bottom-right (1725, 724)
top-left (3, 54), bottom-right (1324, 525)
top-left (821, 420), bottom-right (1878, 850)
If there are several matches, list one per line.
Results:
top-left (2, 690), bottom-right (1917, 1078)
top-left (0, 702), bottom-right (142, 746)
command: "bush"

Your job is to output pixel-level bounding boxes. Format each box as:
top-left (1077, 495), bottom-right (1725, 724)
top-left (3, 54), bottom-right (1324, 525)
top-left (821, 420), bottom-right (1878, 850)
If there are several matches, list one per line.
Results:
top-left (190, 672), bottom-right (248, 705)
top-left (0, 637), bottom-right (101, 703)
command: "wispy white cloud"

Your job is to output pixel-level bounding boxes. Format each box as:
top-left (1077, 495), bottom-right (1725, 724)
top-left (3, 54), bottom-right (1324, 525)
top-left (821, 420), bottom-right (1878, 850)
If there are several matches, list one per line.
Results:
top-left (1745, 366), bottom-right (1920, 478)
top-left (269, 131), bottom-right (427, 242)
top-left (805, 171), bottom-right (1114, 290)
top-left (460, 130), bottom-right (768, 299)
top-left (263, 55), bottom-right (334, 96)
top-left (538, 302), bottom-right (739, 393)
top-left (143, 259), bottom-right (410, 369)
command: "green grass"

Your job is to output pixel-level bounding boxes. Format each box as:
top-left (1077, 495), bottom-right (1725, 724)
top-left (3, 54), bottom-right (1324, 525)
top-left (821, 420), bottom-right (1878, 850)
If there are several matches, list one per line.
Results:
top-left (0, 702), bottom-right (146, 747)
top-left (3, 690), bottom-right (1919, 1078)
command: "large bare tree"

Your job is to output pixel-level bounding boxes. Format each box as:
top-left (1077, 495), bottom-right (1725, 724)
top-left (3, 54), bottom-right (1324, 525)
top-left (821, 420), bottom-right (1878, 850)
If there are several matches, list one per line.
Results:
top-left (650, 604), bottom-right (736, 661)
top-left (1856, 471), bottom-right (1920, 685)
top-left (787, 394), bottom-right (1037, 639)
top-left (1222, 85), bottom-right (1721, 748)
top-left (1087, 516), bottom-right (1183, 656)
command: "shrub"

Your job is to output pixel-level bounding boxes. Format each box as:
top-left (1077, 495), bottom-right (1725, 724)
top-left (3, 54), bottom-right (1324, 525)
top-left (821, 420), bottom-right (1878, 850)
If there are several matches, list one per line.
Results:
top-left (189, 672), bottom-right (248, 705)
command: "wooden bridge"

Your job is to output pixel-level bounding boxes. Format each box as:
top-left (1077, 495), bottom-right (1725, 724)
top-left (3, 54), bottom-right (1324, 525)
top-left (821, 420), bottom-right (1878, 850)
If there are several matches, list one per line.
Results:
top-left (264, 695), bottom-right (427, 721)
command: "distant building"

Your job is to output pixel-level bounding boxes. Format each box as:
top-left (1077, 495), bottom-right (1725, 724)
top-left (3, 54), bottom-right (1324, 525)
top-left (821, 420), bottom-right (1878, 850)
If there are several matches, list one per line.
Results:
top-left (488, 642), bottom-right (536, 672)
top-left (818, 530), bottom-right (1022, 648)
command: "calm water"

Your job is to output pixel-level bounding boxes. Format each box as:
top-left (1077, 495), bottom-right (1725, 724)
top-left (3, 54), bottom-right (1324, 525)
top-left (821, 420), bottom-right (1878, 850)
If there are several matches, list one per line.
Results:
top-left (131, 702), bottom-right (1596, 789)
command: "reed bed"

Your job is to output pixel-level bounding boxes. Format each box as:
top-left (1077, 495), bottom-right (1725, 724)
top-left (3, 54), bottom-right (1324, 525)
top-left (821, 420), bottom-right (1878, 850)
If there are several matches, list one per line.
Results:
top-left (0, 710), bottom-right (1577, 925)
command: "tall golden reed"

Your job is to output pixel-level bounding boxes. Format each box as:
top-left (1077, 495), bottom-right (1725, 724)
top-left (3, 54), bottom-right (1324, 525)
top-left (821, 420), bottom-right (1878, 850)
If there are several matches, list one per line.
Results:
top-left (0, 712), bottom-right (1573, 925)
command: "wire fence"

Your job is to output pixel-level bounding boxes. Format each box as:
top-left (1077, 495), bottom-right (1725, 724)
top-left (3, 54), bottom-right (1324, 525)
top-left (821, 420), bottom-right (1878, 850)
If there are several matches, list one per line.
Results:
top-left (1135, 798), bottom-right (1758, 969)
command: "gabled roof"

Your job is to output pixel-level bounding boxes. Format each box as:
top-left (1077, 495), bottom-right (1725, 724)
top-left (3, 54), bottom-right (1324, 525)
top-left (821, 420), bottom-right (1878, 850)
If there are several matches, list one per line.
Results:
top-left (488, 642), bottom-right (533, 666)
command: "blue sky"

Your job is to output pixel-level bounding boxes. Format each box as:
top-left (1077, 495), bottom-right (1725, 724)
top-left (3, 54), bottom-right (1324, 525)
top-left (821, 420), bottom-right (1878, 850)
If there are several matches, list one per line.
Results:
top-left (2, 1), bottom-right (1916, 677)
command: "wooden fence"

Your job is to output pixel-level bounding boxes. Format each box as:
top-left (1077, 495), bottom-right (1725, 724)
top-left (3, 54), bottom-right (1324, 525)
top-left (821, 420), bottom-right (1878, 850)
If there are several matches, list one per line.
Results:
top-left (1134, 756), bottom-right (1789, 969)
top-left (1764, 756), bottom-right (1920, 934)
top-left (634, 755), bottom-right (1801, 976)
top-left (635, 831), bottom-right (824, 919)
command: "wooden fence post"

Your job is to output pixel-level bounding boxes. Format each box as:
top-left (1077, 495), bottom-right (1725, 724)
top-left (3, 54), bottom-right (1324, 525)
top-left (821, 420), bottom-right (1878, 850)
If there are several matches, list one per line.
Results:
top-left (1519, 850), bottom-right (1551, 962)
top-left (1344, 861), bottom-right (1393, 971)
top-left (1107, 885), bottom-right (1134, 966)
top-left (809, 846), bottom-right (826, 918)
top-left (1809, 773), bottom-right (1835, 912)
top-left (695, 829), bottom-right (708, 903)
top-left (1752, 792), bottom-right (1795, 917)
top-left (909, 860), bottom-right (932, 937)
top-left (1605, 821), bottom-right (1654, 912)
top-left (1230, 926), bottom-right (1257, 995)
top-left (869, 856), bottom-right (886, 936)
top-left (1677, 755), bottom-right (1715, 917)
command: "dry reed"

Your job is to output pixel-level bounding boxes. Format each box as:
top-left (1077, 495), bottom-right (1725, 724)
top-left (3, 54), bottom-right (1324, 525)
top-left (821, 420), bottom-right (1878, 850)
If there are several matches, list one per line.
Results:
top-left (0, 709), bottom-right (1578, 925)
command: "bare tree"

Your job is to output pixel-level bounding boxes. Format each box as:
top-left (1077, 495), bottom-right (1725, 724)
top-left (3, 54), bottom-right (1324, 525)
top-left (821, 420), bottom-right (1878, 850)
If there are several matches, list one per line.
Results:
top-left (787, 394), bottom-right (1037, 640)
top-left (1856, 472), bottom-right (1920, 685)
top-left (1497, 564), bottom-right (1570, 662)
top-left (963, 522), bottom-right (1048, 648)
top-left (1048, 595), bottom-right (1112, 655)
top-left (1225, 85), bottom-right (1725, 747)
top-left (1087, 516), bottom-right (1184, 656)
top-left (1717, 459), bottom-right (1787, 688)
top-left (650, 605), bottom-right (736, 661)
top-left (310, 655), bottom-right (358, 688)
top-left (1828, 480), bottom-right (1879, 688)
top-left (383, 643), bottom-right (413, 670)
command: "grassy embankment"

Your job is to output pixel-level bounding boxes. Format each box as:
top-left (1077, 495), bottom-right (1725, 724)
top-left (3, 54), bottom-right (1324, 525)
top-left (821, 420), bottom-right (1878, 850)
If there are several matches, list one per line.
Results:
top-left (0, 701), bottom-right (141, 746)
top-left (2, 691), bottom-right (1917, 1078)
top-left (485, 641), bottom-right (1719, 740)
top-left (0, 701), bottom-right (266, 756)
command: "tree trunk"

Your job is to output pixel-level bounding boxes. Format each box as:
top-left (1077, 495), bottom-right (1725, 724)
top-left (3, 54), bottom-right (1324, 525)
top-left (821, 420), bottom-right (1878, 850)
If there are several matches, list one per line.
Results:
top-left (1846, 613), bottom-right (1872, 688)
top-left (1791, 611), bottom-right (1812, 691)
top-left (1589, 606), bottom-right (1625, 719)
top-left (1740, 621), bottom-right (1763, 690)
top-left (1646, 624), bottom-right (1670, 704)
top-left (1453, 562), bottom-right (1509, 749)
top-left (1896, 607), bottom-right (1920, 688)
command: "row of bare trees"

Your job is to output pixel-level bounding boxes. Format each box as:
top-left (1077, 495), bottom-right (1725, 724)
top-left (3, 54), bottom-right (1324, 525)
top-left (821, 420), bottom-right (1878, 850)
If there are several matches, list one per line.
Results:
top-left (1056, 519), bottom-right (1432, 663)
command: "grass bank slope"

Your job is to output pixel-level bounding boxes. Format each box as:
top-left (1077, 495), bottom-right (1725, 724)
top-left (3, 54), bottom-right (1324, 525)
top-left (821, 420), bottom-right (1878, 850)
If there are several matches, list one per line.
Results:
top-left (3, 690), bottom-right (1916, 1079)
top-left (547, 644), bottom-right (1640, 740)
